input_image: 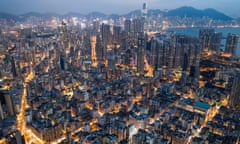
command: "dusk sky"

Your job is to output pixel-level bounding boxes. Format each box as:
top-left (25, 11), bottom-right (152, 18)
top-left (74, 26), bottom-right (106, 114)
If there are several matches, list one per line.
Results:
top-left (1, 0), bottom-right (239, 17)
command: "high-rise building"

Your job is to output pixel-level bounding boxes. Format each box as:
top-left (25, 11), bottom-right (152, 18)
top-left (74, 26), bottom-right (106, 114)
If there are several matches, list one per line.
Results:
top-left (101, 23), bottom-right (112, 47)
top-left (90, 35), bottom-right (97, 65)
top-left (60, 53), bottom-right (66, 70)
top-left (113, 26), bottom-right (121, 44)
top-left (132, 18), bottom-right (144, 33)
top-left (124, 20), bottom-right (132, 33)
top-left (150, 37), bottom-right (157, 70)
top-left (124, 49), bottom-right (132, 66)
top-left (199, 29), bottom-right (214, 51)
top-left (137, 35), bottom-right (146, 74)
top-left (61, 21), bottom-right (68, 49)
top-left (150, 34), bottom-right (200, 71)
top-left (150, 34), bottom-right (177, 69)
top-left (159, 42), bottom-right (169, 67)
top-left (225, 33), bottom-right (239, 57)
top-left (142, 2), bottom-right (148, 19)
top-left (83, 34), bottom-right (91, 58)
top-left (0, 102), bottom-right (4, 119)
top-left (142, 2), bottom-right (148, 31)
top-left (199, 29), bottom-right (223, 53)
top-left (210, 32), bottom-right (222, 53)
top-left (93, 20), bottom-right (100, 33)
top-left (0, 90), bottom-right (15, 119)
top-left (11, 57), bottom-right (17, 77)
top-left (151, 34), bottom-right (168, 69)
top-left (229, 71), bottom-right (240, 109)
top-left (182, 53), bottom-right (189, 72)
top-left (176, 35), bottom-right (201, 70)
top-left (189, 65), bottom-right (200, 80)
top-left (96, 35), bottom-right (106, 62)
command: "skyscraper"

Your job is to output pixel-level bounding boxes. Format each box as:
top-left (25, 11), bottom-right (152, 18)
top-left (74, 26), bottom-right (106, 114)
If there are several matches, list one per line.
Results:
top-left (137, 35), bottom-right (146, 74)
top-left (142, 2), bottom-right (148, 31)
top-left (101, 23), bottom-right (112, 47)
top-left (132, 18), bottom-right (144, 33)
top-left (229, 71), bottom-right (240, 109)
top-left (61, 22), bottom-right (67, 38)
top-left (225, 33), bottom-right (239, 57)
top-left (93, 20), bottom-right (100, 33)
top-left (60, 54), bottom-right (65, 70)
top-left (124, 20), bottom-right (132, 33)
top-left (11, 57), bottom-right (17, 77)
top-left (182, 53), bottom-right (189, 72)
top-left (91, 35), bottom-right (97, 66)
top-left (61, 21), bottom-right (68, 50)
top-left (210, 32), bottom-right (222, 53)
top-left (199, 29), bottom-right (214, 51)
top-left (150, 37), bottom-right (157, 70)
top-left (152, 34), bottom-right (171, 69)
top-left (176, 35), bottom-right (201, 70)
top-left (113, 26), bottom-right (121, 44)
top-left (142, 2), bottom-right (148, 19)
top-left (96, 34), bottom-right (106, 62)
top-left (189, 65), bottom-right (200, 81)
top-left (0, 90), bottom-right (15, 119)
top-left (199, 29), bottom-right (223, 53)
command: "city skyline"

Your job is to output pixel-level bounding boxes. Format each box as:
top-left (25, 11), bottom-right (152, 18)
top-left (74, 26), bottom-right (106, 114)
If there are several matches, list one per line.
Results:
top-left (0, 0), bottom-right (240, 18)
top-left (0, 0), bottom-right (240, 143)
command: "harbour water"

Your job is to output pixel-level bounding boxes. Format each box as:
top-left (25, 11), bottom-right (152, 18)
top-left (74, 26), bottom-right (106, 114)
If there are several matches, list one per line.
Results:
top-left (167, 27), bottom-right (240, 57)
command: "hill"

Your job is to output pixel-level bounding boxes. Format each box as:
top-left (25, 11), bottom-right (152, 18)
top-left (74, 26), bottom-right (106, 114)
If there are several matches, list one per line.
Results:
top-left (165, 6), bottom-right (232, 20)
top-left (0, 7), bottom-right (233, 21)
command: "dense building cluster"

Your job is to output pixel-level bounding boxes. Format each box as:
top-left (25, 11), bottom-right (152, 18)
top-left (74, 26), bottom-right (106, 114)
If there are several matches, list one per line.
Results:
top-left (0, 3), bottom-right (240, 144)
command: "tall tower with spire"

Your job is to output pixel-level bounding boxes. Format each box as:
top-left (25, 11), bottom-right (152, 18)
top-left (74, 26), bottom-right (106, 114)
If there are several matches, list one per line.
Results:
top-left (142, 2), bottom-right (148, 19)
top-left (142, 2), bottom-right (148, 31)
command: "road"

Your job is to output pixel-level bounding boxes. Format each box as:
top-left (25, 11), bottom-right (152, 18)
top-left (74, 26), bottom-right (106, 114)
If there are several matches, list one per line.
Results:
top-left (17, 71), bottom-right (45, 144)
top-left (16, 69), bottom-right (87, 144)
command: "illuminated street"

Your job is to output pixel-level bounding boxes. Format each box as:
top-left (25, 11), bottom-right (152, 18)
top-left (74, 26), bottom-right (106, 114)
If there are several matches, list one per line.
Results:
top-left (16, 71), bottom-right (45, 144)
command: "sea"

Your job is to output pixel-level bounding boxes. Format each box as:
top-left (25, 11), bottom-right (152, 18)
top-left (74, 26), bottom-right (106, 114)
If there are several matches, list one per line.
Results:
top-left (167, 27), bottom-right (240, 57)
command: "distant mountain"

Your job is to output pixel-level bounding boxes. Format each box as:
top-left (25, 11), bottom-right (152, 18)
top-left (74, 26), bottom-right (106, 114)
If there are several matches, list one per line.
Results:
top-left (166, 7), bottom-right (202, 17)
top-left (165, 6), bottom-right (232, 20)
top-left (0, 6), bottom-right (234, 21)
top-left (236, 18), bottom-right (240, 23)
top-left (21, 12), bottom-right (84, 19)
top-left (86, 12), bottom-right (106, 19)
top-left (203, 8), bottom-right (232, 20)
top-left (148, 9), bottom-right (164, 16)
top-left (123, 9), bottom-right (163, 18)
top-left (124, 10), bottom-right (141, 18)
top-left (108, 14), bottom-right (120, 20)
top-left (19, 12), bottom-right (60, 20)
top-left (0, 12), bottom-right (19, 21)
top-left (20, 12), bottom-right (45, 17)
top-left (63, 12), bottom-right (84, 18)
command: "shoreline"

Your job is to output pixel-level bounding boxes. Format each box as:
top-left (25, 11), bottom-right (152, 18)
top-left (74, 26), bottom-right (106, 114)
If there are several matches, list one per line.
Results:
top-left (167, 26), bottom-right (240, 29)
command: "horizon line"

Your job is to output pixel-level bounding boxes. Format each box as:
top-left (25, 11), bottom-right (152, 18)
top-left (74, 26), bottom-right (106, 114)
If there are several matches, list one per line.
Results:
top-left (0, 6), bottom-right (235, 18)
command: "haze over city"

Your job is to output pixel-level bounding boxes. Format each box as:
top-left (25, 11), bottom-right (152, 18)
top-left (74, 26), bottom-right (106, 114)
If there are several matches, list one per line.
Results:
top-left (0, 0), bottom-right (240, 17)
